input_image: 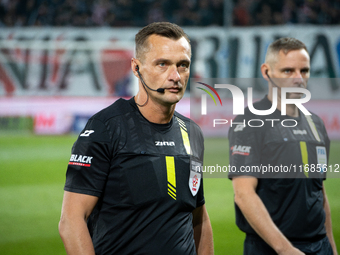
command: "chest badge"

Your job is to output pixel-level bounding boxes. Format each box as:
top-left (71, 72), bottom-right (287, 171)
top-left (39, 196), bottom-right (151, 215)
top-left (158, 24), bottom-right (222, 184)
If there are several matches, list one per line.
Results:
top-left (189, 161), bottom-right (202, 196)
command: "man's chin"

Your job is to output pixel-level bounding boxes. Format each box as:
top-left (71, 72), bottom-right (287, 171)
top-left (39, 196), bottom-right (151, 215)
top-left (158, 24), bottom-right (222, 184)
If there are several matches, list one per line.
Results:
top-left (286, 93), bottom-right (304, 99)
top-left (166, 98), bottom-right (181, 105)
top-left (169, 91), bottom-right (184, 100)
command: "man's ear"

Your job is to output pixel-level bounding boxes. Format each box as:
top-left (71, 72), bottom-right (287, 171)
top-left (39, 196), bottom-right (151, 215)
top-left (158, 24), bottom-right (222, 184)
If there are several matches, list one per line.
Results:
top-left (261, 63), bottom-right (270, 81)
top-left (131, 58), bottom-right (139, 78)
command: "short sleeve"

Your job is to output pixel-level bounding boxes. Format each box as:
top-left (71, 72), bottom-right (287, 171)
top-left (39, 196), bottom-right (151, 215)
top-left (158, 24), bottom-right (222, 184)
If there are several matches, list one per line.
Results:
top-left (189, 120), bottom-right (205, 208)
top-left (316, 115), bottom-right (330, 180)
top-left (64, 118), bottom-right (112, 197)
top-left (228, 115), bottom-right (263, 179)
top-left (196, 178), bottom-right (205, 207)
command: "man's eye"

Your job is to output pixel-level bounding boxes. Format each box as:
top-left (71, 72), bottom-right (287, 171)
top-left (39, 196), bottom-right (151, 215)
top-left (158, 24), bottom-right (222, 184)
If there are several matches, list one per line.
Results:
top-left (159, 63), bottom-right (165, 67)
top-left (180, 63), bottom-right (189, 69)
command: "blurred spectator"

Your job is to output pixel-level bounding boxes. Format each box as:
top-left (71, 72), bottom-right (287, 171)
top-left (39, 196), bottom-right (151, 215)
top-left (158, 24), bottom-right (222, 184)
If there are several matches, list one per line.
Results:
top-left (282, 0), bottom-right (299, 24)
top-left (233, 0), bottom-right (252, 26)
top-left (0, 0), bottom-right (339, 28)
top-left (175, 0), bottom-right (199, 26)
top-left (233, 0), bottom-right (340, 26)
top-left (91, 0), bottom-right (110, 26)
top-left (113, 0), bottom-right (134, 26)
top-left (196, 0), bottom-right (215, 26)
top-left (147, 1), bottom-right (166, 24)
top-left (255, 3), bottom-right (273, 25)
top-left (210, 0), bottom-right (224, 25)
top-left (1, 0), bottom-right (19, 26)
top-left (34, 1), bottom-right (51, 26)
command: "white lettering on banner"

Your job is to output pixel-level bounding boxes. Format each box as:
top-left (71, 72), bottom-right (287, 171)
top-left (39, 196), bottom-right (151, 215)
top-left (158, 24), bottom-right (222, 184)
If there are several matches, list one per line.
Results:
top-left (1, 27), bottom-right (340, 139)
top-left (1, 27), bottom-right (340, 97)
top-left (0, 26), bottom-right (340, 97)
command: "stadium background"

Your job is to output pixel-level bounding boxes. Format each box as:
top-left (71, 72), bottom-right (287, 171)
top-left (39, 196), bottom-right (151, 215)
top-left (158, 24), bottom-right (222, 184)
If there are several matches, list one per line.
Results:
top-left (0, 0), bottom-right (339, 254)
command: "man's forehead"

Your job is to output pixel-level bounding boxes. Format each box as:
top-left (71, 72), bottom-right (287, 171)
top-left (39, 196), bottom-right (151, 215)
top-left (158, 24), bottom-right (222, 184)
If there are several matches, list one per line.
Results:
top-left (137, 35), bottom-right (191, 63)
top-left (278, 48), bottom-right (309, 57)
top-left (146, 35), bottom-right (191, 52)
top-left (270, 49), bottom-right (310, 66)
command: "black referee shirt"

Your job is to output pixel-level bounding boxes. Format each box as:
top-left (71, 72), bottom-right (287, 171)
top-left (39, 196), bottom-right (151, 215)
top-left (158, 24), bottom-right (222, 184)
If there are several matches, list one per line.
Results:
top-left (64, 97), bottom-right (205, 254)
top-left (228, 96), bottom-right (330, 241)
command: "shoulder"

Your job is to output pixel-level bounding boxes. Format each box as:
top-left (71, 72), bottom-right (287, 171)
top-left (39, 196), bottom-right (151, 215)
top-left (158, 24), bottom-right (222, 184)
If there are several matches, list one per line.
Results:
top-left (302, 110), bottom-right (326, 129)
top-left (308, 111), bottom-right (324, 124)
top-left (228, 97), bottom-right (270, 137)
top-left (79, 98), bottom-right (134, 142)
top-left (174, 111), bottom-right (203, 135)
top-left (305, 111), bottom-right (328, 135)
top-left (174, 111), bottom-right (190, 123)
top-left (90, 98), bottom-right (134, 123)
top-left (233, 96), bottom-right (271, 121)
top-left (174, 111), bottom-right (204, 159)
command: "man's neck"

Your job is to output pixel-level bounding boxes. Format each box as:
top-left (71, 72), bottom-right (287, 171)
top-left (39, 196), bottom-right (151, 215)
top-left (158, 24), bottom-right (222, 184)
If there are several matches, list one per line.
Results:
top-left (135, 95), bottom-right (175, 124)
top-left (267, 94), bottom-right (299, 118)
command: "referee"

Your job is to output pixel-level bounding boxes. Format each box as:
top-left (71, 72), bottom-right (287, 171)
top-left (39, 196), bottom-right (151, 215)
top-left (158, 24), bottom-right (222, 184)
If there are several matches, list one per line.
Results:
top-left (58, 22), bottom-right (213, 255)
top-left (228, 38), bottom-right (337, 255)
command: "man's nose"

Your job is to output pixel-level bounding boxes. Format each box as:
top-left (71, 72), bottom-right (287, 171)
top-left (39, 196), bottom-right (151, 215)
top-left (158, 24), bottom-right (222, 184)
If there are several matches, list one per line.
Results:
top-left (291, 71), bottom-right (303, 79)
top-left (292, 72), bottom-right (306, 87)
top-left (168, 66), bottom-right (180, 83)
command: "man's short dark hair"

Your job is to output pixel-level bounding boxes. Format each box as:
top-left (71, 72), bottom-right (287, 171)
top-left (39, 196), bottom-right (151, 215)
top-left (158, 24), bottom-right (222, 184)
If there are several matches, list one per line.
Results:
top-left (135, 22), bottom-right (190, 61)
top-left (270, 37), bottom-right (307, 54)
top-left (265, 37), bottom-right (308, 63)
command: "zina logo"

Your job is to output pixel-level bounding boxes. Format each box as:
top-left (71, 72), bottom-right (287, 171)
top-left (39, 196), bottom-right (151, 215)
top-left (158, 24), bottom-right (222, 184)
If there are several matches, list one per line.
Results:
top-left (197, 83), bottom-right (311, 116)
top-left (155, 141), bottom-right (175, 146)
top-left (196, 82), bottom-right (222, 115)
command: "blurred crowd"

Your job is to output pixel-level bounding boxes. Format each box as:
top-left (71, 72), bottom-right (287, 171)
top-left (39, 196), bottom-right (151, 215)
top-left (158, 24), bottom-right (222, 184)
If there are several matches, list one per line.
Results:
top-left (0, 0), bottom-right (223, 27)
top-left (233, 0), bottom-right (340, 26)
top-left (0, 0), bottom-right (339, 28)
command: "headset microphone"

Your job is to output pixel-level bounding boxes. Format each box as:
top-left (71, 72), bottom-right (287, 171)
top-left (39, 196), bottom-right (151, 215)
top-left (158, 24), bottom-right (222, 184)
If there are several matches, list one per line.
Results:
top-left (136, 66), bottom-right (165, 93)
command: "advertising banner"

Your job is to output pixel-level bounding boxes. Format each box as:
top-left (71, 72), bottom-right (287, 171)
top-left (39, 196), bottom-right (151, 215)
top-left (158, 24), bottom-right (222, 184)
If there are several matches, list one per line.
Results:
top-left (1, 26), bottom-right (340, 97)
top-left (0, 26), bottom-right (339, 138)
